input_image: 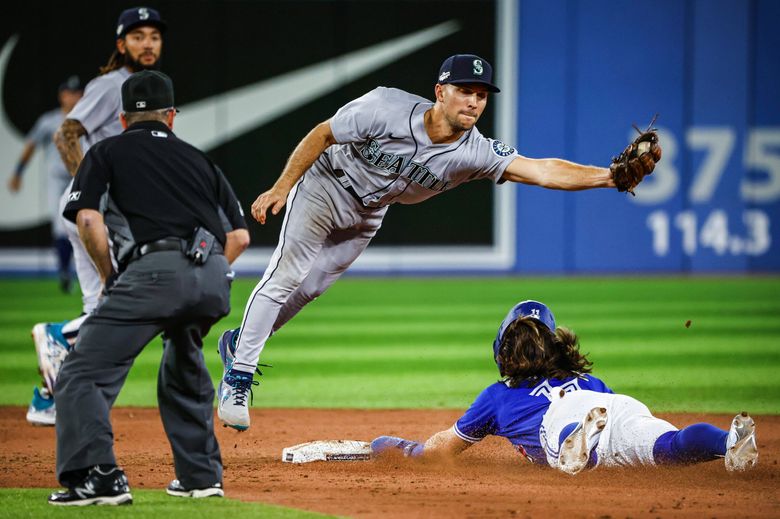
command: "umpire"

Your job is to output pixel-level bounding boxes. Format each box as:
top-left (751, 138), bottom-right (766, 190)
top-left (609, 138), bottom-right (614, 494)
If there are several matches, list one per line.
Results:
top-left (50, 70), bottom-right (250, 506)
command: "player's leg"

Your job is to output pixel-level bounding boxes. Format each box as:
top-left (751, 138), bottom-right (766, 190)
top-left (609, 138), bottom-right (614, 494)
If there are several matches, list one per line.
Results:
top-left (540, 390), bottom-right (615, 473)
top-left (273, 218), bottom-right (385, 332)
top-left (230, 180), bottom-right (333, 373)
top-left (653, 412), bottom-right (757, 471)
top-left (50, 175), bottom-right (73, 293)
top-left (218, 181), bottom-right (334, 429)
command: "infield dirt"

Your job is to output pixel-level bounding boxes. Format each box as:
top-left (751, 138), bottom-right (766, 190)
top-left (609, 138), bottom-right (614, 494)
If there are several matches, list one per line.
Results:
top-left (1, 407), bottom-right (778, 518)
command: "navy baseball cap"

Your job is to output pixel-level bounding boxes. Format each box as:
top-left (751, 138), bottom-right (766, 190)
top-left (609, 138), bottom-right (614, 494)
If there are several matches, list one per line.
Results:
top-left (121, 70), bottom-right (175, 112)
top-left (437, 54), bottom-right (500, 93)
top-left (116, 7), bottom-right (167, 38)
top-left (492, 300), bottom-right (556, 364)
top-left (58, 75), bottom-right (82, 92)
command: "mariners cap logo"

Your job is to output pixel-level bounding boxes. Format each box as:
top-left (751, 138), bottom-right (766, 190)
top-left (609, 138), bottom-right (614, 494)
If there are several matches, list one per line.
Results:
top-left (473, 59), bottom-right (483, 76)
top-left (138, 7), bottom-right (150, 20)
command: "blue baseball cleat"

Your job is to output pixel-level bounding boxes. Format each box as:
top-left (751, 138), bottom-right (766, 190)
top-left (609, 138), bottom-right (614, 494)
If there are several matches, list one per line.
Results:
top-left (370, 436), bottom-right (423, 458)
top-left (217, 328), bottom-right (239, 371)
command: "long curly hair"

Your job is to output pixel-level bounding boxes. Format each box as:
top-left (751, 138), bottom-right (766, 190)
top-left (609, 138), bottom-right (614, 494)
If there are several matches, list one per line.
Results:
top-left (496, 317), bottom-right (593, 387)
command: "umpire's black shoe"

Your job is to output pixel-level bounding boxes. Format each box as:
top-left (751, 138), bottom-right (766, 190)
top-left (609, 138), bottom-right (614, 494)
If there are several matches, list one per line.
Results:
top-left (48, 466), bottom-right (132, 506)
top-left (166, 479), bottom-right (224, 498)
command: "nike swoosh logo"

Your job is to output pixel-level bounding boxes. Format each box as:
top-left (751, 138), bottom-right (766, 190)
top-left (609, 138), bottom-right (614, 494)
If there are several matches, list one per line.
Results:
top-left (0, 21), bottom-right (459, 228)
top-left (175, 20), bottom-right (460, 151)
top-left (388, 133), bottom-right (404, 140)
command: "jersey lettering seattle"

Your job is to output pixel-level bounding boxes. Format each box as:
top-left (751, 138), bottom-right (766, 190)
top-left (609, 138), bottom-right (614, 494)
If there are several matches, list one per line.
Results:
top-left (359, 138), bottom-right (450, 191)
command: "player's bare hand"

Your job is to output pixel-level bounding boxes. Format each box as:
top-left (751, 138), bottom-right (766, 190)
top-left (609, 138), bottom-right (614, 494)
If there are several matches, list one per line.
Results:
top-left (251, 187), bottom-right (288, 224)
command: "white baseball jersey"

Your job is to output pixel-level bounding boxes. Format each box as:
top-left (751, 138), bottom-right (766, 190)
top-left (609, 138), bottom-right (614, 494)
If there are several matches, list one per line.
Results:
top-left (310, 87), bottom-right (518, 208)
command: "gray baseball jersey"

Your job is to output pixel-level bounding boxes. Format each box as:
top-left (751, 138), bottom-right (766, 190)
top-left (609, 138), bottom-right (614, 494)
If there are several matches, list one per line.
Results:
top-left (309, 86), bottom-right (518, 208)
top-left (66, 68), bottom-right (130, 151)
top-left (27, 108), bottom-right (69, 184)
top-left (27, 108), bottom-right (71, 235)
top-left (59, 67), bottom-right (130, 314)
top-left (229, 86), bottom-right (520, 379)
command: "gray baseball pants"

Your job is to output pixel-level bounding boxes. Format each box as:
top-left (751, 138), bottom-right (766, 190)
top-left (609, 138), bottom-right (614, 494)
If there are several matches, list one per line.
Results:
top-left (55, 250), bottom-right (232, 489)
top-left (231, 174), bottom-right (386, 374)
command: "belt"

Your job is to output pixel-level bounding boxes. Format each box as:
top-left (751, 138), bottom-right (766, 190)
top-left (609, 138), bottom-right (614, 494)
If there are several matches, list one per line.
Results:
top-left (136, 238), bottom-right (225, 258)
top-left (138, 237), bottom-right (186, 256)
top-left (332, 168), bottom-right (364, 204)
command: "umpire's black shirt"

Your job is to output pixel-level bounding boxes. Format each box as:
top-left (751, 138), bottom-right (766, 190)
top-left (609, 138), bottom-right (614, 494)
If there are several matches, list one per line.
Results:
top-left (64, 120), bottom-right (246, 264)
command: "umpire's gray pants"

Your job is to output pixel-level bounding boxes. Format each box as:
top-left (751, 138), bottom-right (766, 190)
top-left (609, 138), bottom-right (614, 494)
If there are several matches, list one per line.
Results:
top-left (55, 250), bottom-right (232, 489)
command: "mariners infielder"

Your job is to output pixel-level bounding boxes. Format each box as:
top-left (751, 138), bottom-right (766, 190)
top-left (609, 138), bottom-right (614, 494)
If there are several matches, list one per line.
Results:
top-left (371, 300), bottom-right (759, 474)
top-left (216, 54), bottom-right (662, 430)
top-left (28, 7), bottom-right (167, 423)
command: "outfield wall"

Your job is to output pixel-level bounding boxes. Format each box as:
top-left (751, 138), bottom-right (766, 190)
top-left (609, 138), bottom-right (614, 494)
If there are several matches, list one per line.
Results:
top-left (0, 0), bottom-right (778, 274)
top-left (515, 0), bottom-right (780, 273)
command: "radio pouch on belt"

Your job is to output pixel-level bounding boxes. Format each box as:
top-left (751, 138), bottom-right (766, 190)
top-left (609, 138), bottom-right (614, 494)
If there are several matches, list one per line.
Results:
top-left (186, 227), bottom-right (215, 265)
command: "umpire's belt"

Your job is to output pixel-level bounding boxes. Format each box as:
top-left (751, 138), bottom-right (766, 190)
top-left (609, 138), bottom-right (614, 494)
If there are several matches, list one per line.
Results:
top-left (135, 238), bottom-right (224, 258)
top-left (138, 237), bottom-right (187, 256)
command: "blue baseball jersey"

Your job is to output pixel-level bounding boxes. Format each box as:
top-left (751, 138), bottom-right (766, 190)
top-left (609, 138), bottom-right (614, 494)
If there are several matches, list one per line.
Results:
top-left (454, 375), bottom-right (613, 465)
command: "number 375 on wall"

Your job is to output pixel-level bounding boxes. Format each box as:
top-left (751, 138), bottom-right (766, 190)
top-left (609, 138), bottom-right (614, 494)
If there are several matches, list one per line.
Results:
top-left (637, 127), bottom-right (779, 257)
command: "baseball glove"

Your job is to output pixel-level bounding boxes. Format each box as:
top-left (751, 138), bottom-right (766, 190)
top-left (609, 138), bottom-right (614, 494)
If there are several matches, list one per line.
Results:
top-left (610, 115), bottom-right (663, 195)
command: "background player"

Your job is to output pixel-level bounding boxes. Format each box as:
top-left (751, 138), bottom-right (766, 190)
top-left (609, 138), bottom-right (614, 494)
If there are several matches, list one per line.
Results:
top-left (7, 76), bottom-right (83, 294)
top-left (216, 54), bottom-right (661, 430)
top-left (370, 300), bottom-right (759, 474)
top-left (27, 7), bottom-right (167, 425)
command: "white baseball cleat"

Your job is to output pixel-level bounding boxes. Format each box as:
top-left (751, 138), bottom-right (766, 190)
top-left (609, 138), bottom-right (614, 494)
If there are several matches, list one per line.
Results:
top-left (558, 406), bottom-right (608, 475)
top-left (217, 369), bottom-right (254, 431)
top-left (32, 322), bottom-right (69, 395)
top-left (725, 412), bottom-right (758, 472)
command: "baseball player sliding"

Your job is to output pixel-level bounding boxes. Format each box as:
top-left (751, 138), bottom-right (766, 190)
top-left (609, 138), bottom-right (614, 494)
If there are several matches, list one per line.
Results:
top-left (216, 53), bottom-right (662, 430)
top-left (370, 300), bottom-right (759, 474)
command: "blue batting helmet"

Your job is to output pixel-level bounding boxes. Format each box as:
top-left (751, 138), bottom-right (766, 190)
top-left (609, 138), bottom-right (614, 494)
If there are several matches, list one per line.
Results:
top-left (492, 300), bottom-right (556, 371)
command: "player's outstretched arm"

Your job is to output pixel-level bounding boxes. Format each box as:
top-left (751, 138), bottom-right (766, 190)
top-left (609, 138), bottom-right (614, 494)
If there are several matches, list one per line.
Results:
top-left (501, 156), bottom-right (614, 191)
top-left (423, 427), bottom-right (472, 458)
top-left (251, 120), bottom-right (337, 224)
top-left (54, 119), bottom-right (87, 177)
top-left (371, 427), bottom-right (471, 460)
